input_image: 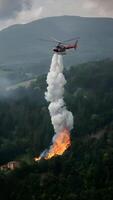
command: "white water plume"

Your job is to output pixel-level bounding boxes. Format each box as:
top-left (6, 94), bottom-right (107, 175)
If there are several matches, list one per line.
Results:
top-left (45, 53), bottom-right (73, 134)
top-left (35, 53), bottom-right (74, 160)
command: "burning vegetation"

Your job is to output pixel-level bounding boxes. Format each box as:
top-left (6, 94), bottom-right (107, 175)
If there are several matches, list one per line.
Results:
top-left (35, 128), bottom-right (71, 161)
top-left (45, 128), bottom-right (71, 159)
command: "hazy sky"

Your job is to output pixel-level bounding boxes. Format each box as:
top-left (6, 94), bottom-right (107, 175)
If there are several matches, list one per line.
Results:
top-left (0, 0), bottom-right (113, 30)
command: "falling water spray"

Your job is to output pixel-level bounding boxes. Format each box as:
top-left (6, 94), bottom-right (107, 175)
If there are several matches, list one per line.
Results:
top-left (35, 53), bottom-right (73, 161)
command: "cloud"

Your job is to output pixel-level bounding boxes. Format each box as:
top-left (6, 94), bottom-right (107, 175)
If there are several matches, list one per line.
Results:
top-left (37, 0), bottom-right (113, 18)
top-left (0, 0), bottom-right (43, 30)
top-left (0, 0), bottom-right (113, 30)
top-left (0, 6), bottom-right (43, 29)
top-left (84, 0), bottom-right (113, 17)
top-left (0, 0), bottom-right (32, 19)
top-left (92, 0), bottom-right (113, 11)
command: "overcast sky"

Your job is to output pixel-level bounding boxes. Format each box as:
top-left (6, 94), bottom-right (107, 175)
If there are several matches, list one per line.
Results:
top-left (0, 0), bottom-right (113, 30)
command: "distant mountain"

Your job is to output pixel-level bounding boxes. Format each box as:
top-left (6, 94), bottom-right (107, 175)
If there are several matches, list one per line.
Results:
top-left (0, 15), bottom-right (113, 75)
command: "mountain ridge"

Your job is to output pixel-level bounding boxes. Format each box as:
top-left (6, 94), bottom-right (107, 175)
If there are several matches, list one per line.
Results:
top-left (0, 15), bottom-right (113, 76)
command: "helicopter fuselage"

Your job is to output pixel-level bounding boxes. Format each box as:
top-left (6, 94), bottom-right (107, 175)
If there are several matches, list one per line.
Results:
top-left (53, 40), bottom-right (78, 54)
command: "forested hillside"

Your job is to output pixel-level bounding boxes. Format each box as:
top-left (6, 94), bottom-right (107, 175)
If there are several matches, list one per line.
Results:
top-left (0, 59), bottom-right (113, 200)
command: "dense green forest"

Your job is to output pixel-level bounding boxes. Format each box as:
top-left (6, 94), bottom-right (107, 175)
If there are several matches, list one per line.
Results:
top-left (0, 59), bottom-right (113, 200)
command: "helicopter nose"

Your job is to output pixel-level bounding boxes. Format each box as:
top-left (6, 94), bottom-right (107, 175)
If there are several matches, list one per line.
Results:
top-left (53, 48), bottom-right (57, 50)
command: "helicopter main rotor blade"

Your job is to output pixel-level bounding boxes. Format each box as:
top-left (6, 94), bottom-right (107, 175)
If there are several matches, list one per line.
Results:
top-left (38, 38), bottom-right (56, 43)
top-left (38, 36), bottom-right (80, 44)
top-left (50, 37), bottom-right (62, 43)
top-left (63, 37), bottom-right (80, 43)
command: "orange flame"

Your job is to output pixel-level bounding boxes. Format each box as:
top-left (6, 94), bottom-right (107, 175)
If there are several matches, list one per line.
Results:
top-left (45, 128), bottom-right (71, 159)
top-left (34, 128), bottom-right (71, 161)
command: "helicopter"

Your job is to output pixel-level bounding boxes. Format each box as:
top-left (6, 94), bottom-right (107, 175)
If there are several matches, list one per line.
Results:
top-left (39, 37), bottom-right (80, 55)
